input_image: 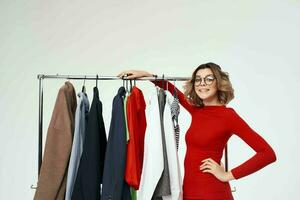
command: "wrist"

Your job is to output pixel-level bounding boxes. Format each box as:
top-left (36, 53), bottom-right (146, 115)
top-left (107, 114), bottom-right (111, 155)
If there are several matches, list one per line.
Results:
top-left (225, 170), bottom-right (235, 181)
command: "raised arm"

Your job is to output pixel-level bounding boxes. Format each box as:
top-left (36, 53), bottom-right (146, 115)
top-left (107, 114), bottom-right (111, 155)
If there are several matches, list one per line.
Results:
top-left (117, 70), bottom-right (194, 113)
top-left (150, 79), bottom-right (194, 113)
top-left (227, 108), bottom-right (277, 180)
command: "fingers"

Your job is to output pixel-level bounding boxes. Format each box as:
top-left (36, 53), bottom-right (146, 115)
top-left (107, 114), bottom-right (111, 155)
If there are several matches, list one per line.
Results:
top-left (199, 158), bottom-right (228, 182)
top-left (200, 158), bottom-right (219, 171)
top-left (201, 158), bottom-right (217, 164)
top-left (202, 169), bottom-right (213, 174)
top-left (200, 163), bottom-right (213, 174)
top-left (117, 70), bottom-right (135, 78)
top-left (199, 162), bottom-right (213, 170)
top-left (117, 70), bottom-right (146, 79)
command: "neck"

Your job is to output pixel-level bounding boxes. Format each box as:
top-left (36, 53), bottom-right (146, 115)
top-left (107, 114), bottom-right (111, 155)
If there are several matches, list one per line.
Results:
top-left (202, 97), bottom-right (222, 106)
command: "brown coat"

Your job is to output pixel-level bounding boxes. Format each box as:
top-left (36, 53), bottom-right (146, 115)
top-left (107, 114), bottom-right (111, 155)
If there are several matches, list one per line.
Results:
top-left (34, 81), bottom-right (77, 200)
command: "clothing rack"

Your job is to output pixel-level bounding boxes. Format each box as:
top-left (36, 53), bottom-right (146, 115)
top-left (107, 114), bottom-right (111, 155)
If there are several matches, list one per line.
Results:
top-left (35, 74), bottom-right (231, 189)
top-left (36, 74), bottom-right (191, 175)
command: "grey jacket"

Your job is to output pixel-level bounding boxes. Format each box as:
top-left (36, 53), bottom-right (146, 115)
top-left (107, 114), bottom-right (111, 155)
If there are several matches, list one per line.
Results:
top-left (65, 92), bottom-right (90, 200)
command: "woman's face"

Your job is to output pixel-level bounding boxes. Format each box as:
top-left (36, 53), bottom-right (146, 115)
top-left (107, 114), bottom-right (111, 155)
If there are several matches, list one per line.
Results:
top-left (194, 68), bottom-right (218, 102)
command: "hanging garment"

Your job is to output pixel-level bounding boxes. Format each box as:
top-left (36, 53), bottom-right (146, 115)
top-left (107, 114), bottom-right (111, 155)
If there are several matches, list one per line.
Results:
top-left (152, 80), bottom-right (277, 199)
top-left (124, 93), bottom-right (137, 200)
top-left (65, 92), bottom-right (90, 200)
top-left (72, 87), bottom-right (107, 200)
top-left (124, 93), bottom-right (136, 200)
top-left (176, 99), bottom-right (191, 186)
top-left (124, 86), bottom-right (147, 190)
top-left (137, 86), bottom-right (164, 200)
top-left (101, 87), bottom-right (131, 200)
top-left (151, 80), bottom-right (191, 184)
top-left (34, 81), bottom-right (77, 200)
top-left (150, 80), bottom-right (193, 113)
top-left (152, 88), bottom-right (171, 199)
top-left (162, 90), bottom-right (183, 200)
top-left (170, 89), bottom-right (180, 151)
top-left (124, 94), bottom-right (130, 141)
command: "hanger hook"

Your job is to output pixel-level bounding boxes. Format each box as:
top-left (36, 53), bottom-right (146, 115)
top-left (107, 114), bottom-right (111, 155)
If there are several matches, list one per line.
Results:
top-left (173, 79), bottom-right (177, 94)
top-left (166, 77), bottom-right (169, 91)
top-left (30, 184), bottom-right (37, 190)
top-left (129, 79), bottom-right (132, 92)
top-left (123, 74), bottom-right (128, 89)
top-left (96, 74), bottom-right (98, 87)
top-left (82, 76), bottom-right (87, 93)
top-left (122, 75), bottom-right (125, 88)
top-left (232, 186), bottom-right (237, 192)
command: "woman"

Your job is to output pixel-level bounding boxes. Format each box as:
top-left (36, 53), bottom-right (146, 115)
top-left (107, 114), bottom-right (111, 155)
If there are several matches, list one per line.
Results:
top-left (117, 62), bottom-right (277, 200)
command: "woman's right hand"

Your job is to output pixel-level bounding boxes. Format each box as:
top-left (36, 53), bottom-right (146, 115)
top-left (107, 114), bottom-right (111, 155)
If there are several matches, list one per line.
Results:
top-left (117, 70), bottom-right (154, 79)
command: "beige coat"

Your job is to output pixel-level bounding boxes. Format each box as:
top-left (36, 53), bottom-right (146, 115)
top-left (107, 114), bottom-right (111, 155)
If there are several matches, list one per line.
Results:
top-left (34, 81), bottom-right (77, 200)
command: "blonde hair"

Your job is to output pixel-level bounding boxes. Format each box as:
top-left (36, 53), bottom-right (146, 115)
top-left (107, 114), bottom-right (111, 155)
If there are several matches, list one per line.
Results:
top-left (183, 62), bottom-right (235, 107)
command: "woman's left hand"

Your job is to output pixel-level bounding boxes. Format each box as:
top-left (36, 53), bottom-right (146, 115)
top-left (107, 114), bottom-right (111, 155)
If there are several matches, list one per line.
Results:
top-left (199, 158), bottom-right (235, 182)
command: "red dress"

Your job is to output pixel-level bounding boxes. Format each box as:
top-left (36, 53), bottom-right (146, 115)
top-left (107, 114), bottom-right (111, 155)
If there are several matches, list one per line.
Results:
top-left (152, 80), bottom-right (277, 200)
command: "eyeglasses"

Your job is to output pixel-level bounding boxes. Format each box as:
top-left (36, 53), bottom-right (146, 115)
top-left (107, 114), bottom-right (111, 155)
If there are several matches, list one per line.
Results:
top-left (194, 74), bottom-right (215, 86)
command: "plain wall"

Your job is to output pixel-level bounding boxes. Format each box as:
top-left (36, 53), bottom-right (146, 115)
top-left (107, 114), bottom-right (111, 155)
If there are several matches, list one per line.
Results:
top-left (0, 0), bottom-right (299, 199)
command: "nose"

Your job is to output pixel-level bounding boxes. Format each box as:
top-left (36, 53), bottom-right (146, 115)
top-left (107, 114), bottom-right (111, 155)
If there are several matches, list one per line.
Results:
top-left (200, 79), bottom-right (206, 86)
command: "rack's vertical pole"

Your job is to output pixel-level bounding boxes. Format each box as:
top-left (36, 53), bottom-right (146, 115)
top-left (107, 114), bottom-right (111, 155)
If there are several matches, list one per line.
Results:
top-left (225, 144), bottom-right (228, 172)
top-left (38, 76), bottom-right (44, 175)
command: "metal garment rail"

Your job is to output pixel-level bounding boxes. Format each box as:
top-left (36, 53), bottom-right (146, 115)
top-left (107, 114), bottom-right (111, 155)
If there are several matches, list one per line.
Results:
top-left (36, 74), bottom-right (230, 186)
top-left (36, 74), bottom-right (190, 175)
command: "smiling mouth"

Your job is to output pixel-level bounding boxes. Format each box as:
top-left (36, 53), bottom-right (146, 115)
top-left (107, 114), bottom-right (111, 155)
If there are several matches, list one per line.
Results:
top-left (199, 89), bottom-right (210, 92)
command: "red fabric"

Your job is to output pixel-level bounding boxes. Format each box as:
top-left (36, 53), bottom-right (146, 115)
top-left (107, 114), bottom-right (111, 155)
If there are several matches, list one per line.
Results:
top-left (124, 86), bottom-right (147, 189)
top-left (152, 80), bottom-right (276, 199)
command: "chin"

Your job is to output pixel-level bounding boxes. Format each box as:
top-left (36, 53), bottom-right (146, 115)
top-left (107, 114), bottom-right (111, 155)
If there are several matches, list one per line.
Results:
top-left (197, 92), bottom-right (212, 100)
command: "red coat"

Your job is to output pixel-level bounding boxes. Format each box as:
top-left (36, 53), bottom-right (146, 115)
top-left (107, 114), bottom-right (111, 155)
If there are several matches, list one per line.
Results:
top-left (125, 86), bottom-right (147, 189)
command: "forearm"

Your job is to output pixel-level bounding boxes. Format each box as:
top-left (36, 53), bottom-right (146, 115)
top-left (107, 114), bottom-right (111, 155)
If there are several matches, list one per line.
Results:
top-left (230, 149), bottom-right (276, 180)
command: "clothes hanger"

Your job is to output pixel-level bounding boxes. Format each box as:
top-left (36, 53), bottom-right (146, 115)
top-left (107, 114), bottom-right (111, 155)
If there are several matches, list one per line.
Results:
top-left (96, 74), bottom-right (98, 88)
top-left (173, 79), bottom-right (176, 95)
top-left (122, 75), bottom-right (126, 89)
top-left (82, 76), bottom-right (86, 93)
top-left (120, 74), bottom-right (127, 99)
top-left (166, 76), bottom-right (169, 91)
top-left (154, 73), bottom-right (159, 94)
top-left (122, 74), bottom-right (131, 94)
top-left (129, 79), bottom-right (133, 92)
top-left (125, 78), bottom-right (129, 95)
top-left (162, 74), bottom-right (165, 89)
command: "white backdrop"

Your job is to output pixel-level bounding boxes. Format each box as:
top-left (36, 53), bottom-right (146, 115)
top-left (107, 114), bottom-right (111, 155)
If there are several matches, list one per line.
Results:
top-left (0, 0), bottom-right (299, 199)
